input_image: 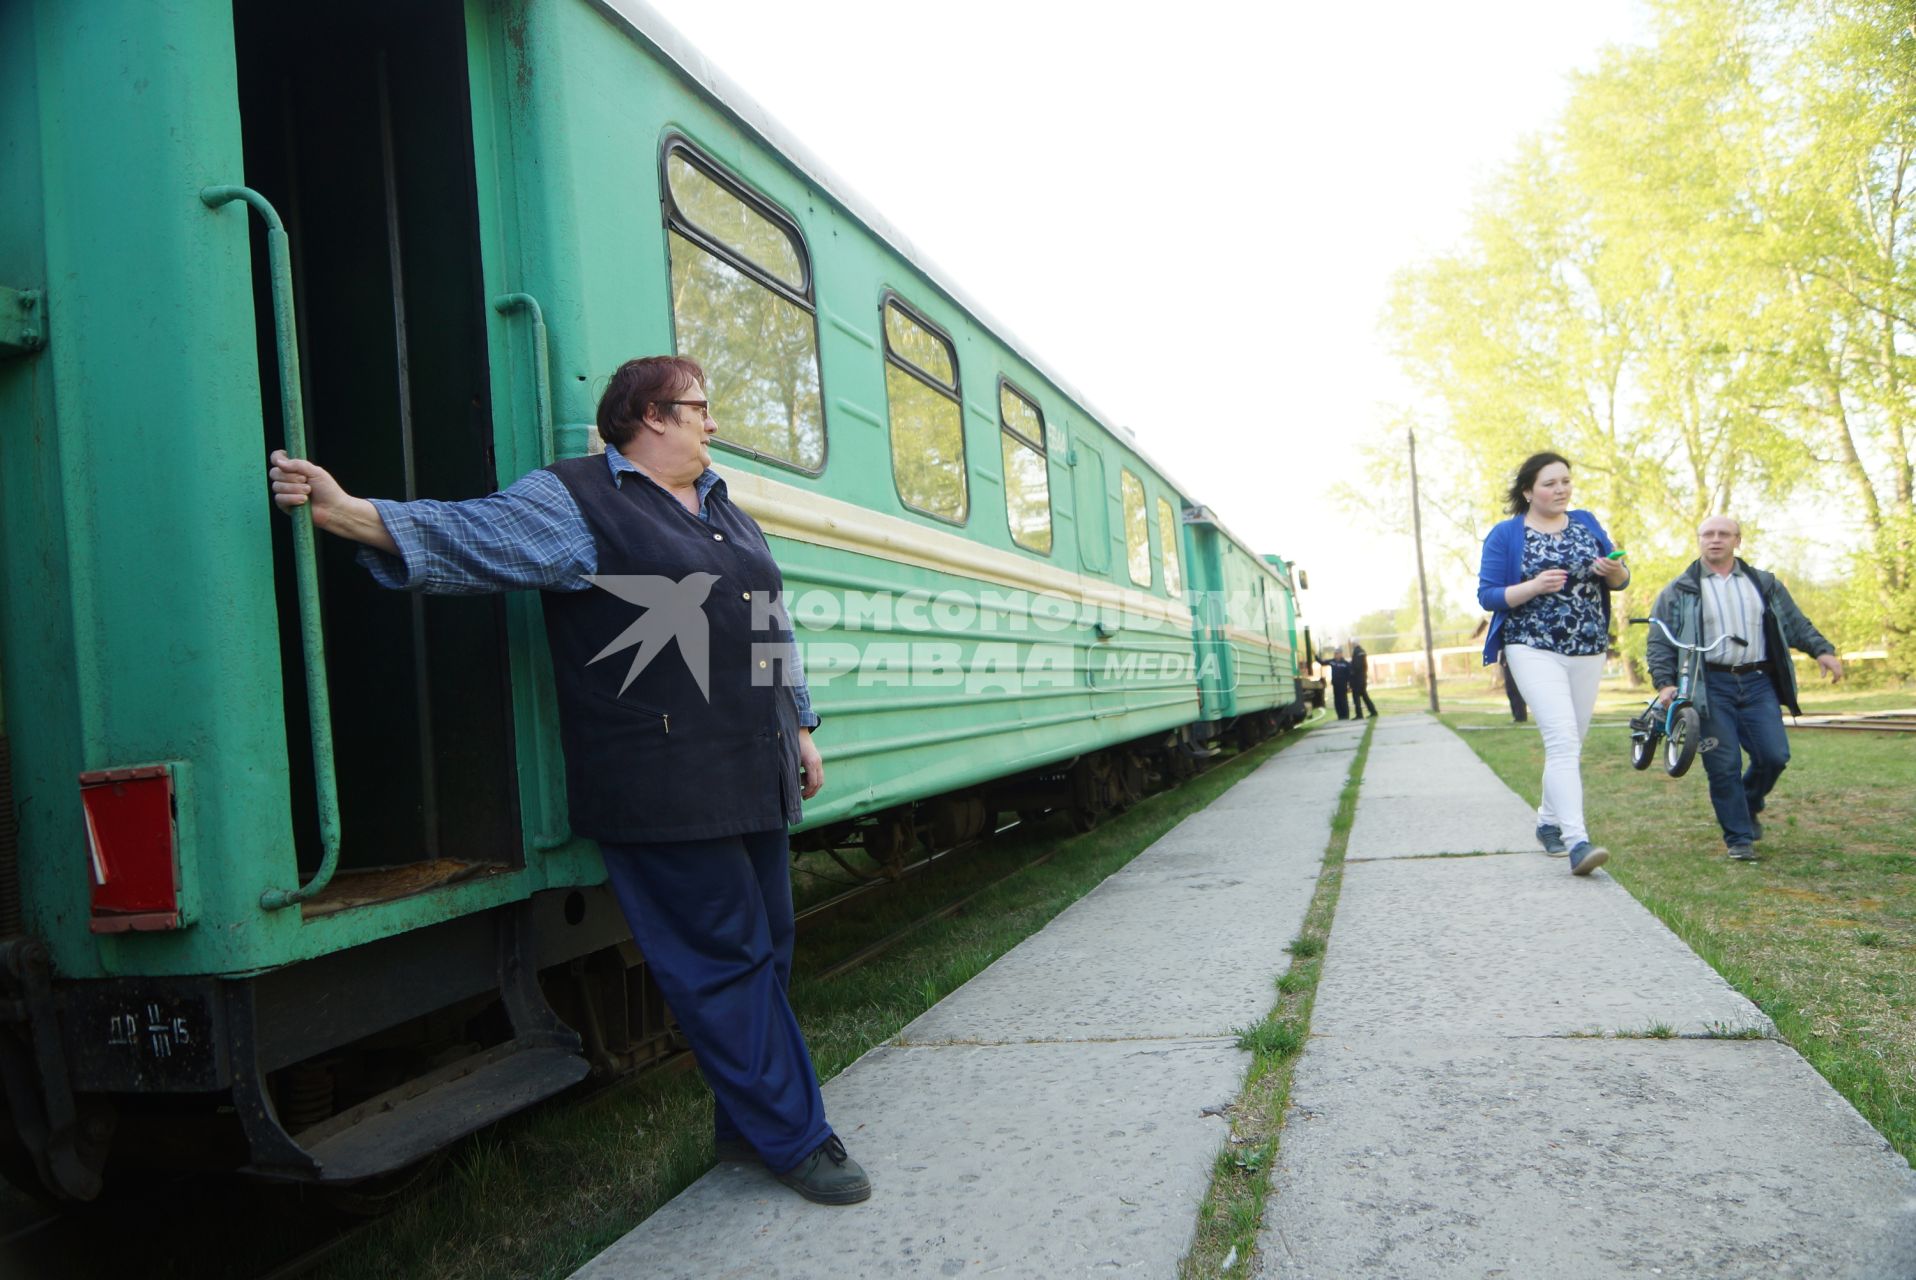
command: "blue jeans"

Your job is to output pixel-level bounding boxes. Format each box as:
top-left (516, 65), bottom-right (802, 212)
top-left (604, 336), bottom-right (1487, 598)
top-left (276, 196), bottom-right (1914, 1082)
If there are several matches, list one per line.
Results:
top-left (1699, 668), bottom-right (1791, 847)
top-left (599, 829), bottom-right (831, 1174)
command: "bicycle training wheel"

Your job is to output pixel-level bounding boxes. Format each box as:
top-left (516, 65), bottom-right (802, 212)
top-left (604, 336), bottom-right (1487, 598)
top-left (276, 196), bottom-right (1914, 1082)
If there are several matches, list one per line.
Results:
top-left (1630, 727), bottom-right (1658, 771)
top-left (1665, 706), bottom-right (1700, 777)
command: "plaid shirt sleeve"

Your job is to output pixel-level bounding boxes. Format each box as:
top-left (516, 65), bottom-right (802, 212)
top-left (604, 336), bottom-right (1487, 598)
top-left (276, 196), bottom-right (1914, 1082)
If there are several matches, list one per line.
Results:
top-left (354, 466), bottom-right (819, 727)
top-left (354, 470), bottom-right (596, 594)
top-left (771, 597), bottom-right (820, 730)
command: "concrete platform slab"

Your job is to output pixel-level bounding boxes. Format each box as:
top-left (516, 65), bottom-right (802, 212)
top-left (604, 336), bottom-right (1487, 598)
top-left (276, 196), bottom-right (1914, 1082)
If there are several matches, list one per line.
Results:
top-left (1258, 1035), bottom-right (1916, 1279)
top-left (1155, 802), bottom-right (1340, 856)
top-left (575, 1039), bottom-right (1245, 1280)
top-left (1207, 779), bottom-right (1345, 812)
top-left (899, 848), bottom-right (1321, 1044)
top-left (1288, 733), bottom-right (1363, 756)
top-left (1314, 854), bottom-right (1768, 1037)
top-left (1345, 793), bottom-right (1539, 859)
top-left (1356, 764), bottom-right (1508, 803)
top-left (1360, 716), bottom-right (1459, 744)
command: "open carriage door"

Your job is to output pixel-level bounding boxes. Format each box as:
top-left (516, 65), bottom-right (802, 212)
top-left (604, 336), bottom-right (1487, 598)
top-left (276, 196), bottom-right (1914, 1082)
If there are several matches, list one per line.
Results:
top-left (233, 0), bottom-right (523, 910)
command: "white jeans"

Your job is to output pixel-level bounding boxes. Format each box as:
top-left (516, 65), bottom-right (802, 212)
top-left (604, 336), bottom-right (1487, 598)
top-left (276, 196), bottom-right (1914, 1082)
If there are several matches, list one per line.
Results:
top-left (1502, 645), bottom-right (1606, 846)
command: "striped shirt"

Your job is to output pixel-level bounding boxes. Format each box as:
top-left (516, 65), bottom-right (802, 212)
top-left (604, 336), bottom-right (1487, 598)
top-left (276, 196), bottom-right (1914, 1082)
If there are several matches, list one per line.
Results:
top-left (355, 448), bottom-right (818, 727)
top-left (1699, 566), bottom-right (1766, 665)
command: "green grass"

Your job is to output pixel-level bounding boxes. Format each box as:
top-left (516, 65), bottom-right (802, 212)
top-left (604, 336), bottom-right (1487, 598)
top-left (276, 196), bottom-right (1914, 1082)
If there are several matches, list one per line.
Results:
top-left (288, 734), bottom-right (1303, 1280)
top-left (1442, 680), bottom-right (1916, 1170)
top-left (1179, 720), bottom-right (1373, 1279)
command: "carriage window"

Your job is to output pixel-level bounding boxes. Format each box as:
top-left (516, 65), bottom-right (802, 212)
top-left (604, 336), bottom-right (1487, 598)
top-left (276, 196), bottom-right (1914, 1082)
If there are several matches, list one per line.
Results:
top-left (667, 153), bottom-right (804, 288)
top-left (883, 298), bottom-right (966, 522)
top-left (1122, 469), bottom-right (1151, 588)
top-left (999, 382), bottom-right (1051, 554)
top-left (1157, 497), bottom-right (1183, 598)
top-left (664, 147), bottom-right (824, 471)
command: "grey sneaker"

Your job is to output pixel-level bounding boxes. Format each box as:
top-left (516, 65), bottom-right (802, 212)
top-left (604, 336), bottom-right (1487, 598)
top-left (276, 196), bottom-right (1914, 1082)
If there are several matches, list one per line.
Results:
top-left (1537, 824), bottom-right (1567, 856)
top-left (776, 1134), bottom-right (871, 1205)
top-left (1568, 841), bottom-right (1609, 876)
top-left (1727, 843), bottom-right (1758, 862)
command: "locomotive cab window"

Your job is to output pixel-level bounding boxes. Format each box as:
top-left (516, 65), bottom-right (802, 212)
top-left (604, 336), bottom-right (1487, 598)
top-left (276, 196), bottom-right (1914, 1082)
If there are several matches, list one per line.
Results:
top-left (882, 297), bottom-right (967, 522)
top-left (1158, 497), bottom-right (1183, 598)
top-left (1121, 468), bottom-right (1151, 588)
top-left (999, 381), bottom-right (1052, 554)
top-left (663, 146), bottom-right (825, 472)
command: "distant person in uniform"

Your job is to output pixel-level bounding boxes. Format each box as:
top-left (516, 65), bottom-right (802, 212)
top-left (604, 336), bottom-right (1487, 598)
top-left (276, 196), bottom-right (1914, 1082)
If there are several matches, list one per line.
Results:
top-left (1500, 651), bottom-right (1528, 722)
top-left (1349, 641), bottom-right (1379, 718)
top-left (1646, 515), bottom-right (1843, 863)
top-left (269, 355), bottom-right (870, 1205)
top-left (1323, 647), bottom-right (1352, 720)
top-left (1477, 451), bottom-right (1629, 877)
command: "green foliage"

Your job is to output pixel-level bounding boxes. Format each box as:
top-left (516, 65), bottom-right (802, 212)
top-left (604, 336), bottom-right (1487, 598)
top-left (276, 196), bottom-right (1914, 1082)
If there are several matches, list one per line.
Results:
top-left (1378, 0), bottom-right (1916, 676)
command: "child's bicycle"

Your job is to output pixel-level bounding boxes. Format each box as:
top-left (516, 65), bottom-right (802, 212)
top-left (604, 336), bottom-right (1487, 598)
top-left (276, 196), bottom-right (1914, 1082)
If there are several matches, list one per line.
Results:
top-left (1627, 616), bottom-right (1748, 777)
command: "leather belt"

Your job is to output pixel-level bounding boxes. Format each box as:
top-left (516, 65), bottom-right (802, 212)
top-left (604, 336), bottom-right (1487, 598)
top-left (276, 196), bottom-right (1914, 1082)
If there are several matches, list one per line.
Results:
top-left (1705, 662), bottom-right (1766, 675)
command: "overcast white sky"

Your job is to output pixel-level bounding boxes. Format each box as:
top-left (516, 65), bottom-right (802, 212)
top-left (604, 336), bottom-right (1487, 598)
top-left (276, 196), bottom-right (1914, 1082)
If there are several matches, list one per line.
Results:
top-left (645, 0), bottom-right (1652, 632)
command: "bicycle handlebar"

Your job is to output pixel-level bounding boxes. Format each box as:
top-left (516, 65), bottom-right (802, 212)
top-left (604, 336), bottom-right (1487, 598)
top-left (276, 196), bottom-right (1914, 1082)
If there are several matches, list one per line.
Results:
top-left (1629, 616), bottom-right (1747, 653)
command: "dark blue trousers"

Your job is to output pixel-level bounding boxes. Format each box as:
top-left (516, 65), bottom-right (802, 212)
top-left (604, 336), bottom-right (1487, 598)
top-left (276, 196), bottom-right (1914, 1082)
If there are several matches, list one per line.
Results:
top-left (599, 829), bottom-right (830, 1174)
top-left (1699, 668), bottom-right (1792, 848)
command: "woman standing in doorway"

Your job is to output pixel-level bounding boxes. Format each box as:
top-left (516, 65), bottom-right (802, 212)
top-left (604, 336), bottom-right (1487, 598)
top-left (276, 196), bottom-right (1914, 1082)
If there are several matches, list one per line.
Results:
top-left (1476, 452), bottom-right (1630, 876)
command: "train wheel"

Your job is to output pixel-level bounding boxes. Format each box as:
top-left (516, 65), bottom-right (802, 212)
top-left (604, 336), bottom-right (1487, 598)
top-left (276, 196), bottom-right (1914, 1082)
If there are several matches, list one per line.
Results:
top-left (1068, 757), bottom-right (1111, 832)
top-left (323, 1151), bottom-right (449, 1217)
top-left (864, 811), bottom-right (917, 876)
top-left (1115, 753), bottom-right (1146, 811)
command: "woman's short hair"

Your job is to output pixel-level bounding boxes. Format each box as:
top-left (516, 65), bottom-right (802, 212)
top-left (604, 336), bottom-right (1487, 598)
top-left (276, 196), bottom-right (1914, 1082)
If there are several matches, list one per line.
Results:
top-left (597, 355), bottom-right (706, 449)
top-left (1506, 451), bottom-right (1571, 515)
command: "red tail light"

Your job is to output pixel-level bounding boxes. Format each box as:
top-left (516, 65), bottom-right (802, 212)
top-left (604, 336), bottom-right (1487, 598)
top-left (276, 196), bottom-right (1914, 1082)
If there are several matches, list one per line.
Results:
top-left (80, 766), bottom-right (181, 932)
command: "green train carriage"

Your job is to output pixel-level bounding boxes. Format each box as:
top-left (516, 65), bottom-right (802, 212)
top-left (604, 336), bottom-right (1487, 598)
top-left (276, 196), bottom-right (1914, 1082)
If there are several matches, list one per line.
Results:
top-left (0, 0), bottom-right (1309, 1198)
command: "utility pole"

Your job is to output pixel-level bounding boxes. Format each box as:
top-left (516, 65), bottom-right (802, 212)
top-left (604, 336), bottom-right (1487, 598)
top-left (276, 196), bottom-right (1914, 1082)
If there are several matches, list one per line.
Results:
top-left (1408, 427), bottom-right (1440, 713)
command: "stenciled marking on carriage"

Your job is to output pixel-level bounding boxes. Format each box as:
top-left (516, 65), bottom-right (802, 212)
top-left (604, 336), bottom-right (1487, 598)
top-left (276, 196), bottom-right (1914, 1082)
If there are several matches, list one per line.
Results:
top-left (105, 1004), bottom-right (194, 1060)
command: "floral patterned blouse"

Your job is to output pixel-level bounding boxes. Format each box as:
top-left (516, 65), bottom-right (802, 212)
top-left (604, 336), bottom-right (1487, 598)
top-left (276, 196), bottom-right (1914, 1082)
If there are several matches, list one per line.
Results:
top-left (1502, 521), bottom-right (1609, 657)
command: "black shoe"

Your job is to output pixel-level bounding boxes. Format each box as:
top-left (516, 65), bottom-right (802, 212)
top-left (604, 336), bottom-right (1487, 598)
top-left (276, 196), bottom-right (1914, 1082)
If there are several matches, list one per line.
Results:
top-left (714, 1137), bottom-right (755, 1162)
top-left (1727, 843), bottom-right (1758, 862)
top-left (1750, 817), bottom-right (1763, 842)
top-left (776, 1135), bottom-right (871, 1205)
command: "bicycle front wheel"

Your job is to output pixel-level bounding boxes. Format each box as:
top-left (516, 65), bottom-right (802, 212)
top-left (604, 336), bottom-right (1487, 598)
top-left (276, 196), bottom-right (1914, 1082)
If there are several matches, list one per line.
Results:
top-left (1666, 706), bottom-right (1700, 777)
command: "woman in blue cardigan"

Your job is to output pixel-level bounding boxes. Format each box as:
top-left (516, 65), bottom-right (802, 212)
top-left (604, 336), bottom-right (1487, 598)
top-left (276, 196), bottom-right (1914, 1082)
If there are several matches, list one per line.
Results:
top-left (1477, 452), bottom-right (1630, 875)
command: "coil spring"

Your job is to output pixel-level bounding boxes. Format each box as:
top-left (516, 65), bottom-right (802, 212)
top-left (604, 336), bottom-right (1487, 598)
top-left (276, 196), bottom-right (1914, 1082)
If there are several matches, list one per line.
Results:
top-left (279, 1061), bottom-right (336, 1131)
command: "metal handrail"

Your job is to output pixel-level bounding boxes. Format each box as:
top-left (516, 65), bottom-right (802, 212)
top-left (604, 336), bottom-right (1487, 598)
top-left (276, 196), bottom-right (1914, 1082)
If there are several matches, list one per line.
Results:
top-left (491, 292), bottom-right (570, 849)
top-left (493, 293), bottom-right (553, 466)
top-left (202, 185), bottom-right (342, 911)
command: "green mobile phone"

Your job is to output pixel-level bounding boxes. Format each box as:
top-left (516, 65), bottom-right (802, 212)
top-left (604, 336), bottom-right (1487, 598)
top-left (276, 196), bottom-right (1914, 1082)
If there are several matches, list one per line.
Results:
top-left (1606, 549), bottom-right (1628, 560)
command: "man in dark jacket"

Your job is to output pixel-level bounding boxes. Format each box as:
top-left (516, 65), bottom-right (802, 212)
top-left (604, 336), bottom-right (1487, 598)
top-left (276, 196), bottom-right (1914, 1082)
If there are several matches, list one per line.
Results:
top-left (1323, 647), bottom-right (1351, 720)
top-left (1645, 516), bottom-right (1843, 863)
top-left (1349, 642), bottom-right (1379, 718)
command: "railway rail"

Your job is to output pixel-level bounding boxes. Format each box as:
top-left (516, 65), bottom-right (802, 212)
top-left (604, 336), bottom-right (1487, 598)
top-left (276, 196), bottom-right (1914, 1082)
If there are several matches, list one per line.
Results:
top-left (1789, 710), bottom-right (1916, 733)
